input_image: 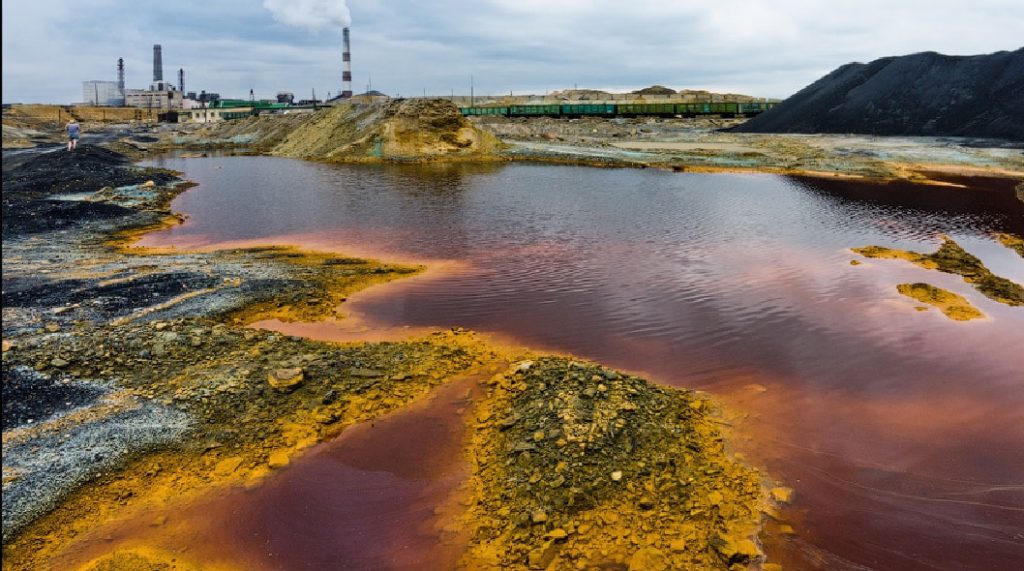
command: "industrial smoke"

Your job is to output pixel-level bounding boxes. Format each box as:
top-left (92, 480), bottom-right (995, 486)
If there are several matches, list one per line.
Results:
top-left (263, 0), bottom-right (350, 30)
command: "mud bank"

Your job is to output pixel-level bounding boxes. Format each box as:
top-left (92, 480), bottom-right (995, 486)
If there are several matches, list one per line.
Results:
top-left (2, 148), bottom-right (771, 569)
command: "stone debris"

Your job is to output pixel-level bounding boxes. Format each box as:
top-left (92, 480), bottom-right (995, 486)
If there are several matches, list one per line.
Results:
top-left (267, 367), bottom-right (305, 391)
top-left (460, 357), bottom-right (767, 570)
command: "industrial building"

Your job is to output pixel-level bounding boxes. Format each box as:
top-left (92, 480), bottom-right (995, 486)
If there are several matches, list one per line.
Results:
top-left (122, 44), bottom-right (184, 110)
top-left (82, 81), bottom-right (123, 106)
top-left (125, 89), bottom-right (183, 110)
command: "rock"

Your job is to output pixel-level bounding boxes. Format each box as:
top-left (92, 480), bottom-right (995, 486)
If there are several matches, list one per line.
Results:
top-left (45, 323), bottom-right (61, 333)
top-left (527, 541), bottom-right (560, 569)
top-left (268, 451), bottom-right (290, 469)
top-left (213, 457), bottom-right (244, 477)
top-left (763, 564), bottom-right (783, 571)
top-left (141, 180), bottom-right (156, 188)
top-left (268, 367), bottom-right (304, 391)
top-left (531, 510), bottom-right (548, 524)
top-left (150, 515), bottom-right (168, 527)
top-left (669, 538), bottom-right (687, 552)
top-left (770, 487), bottom-right (794, 504)
top-left (50, 358), bottom-right (69, 368)
top-left (2, 340), bottom-right (13, 353)
top-left (498, 414), bottom-right (521, 429)
top-left (322, 389), bottom-right (338, 405)
top-left (850, 259), bottom-right (862, 266)
top-left (547, 528), bottom-right (568, 540)
top-left (516, 360), bottom-right (534, 373)
top-left (513, 442), bottom-right (537, 452)
top-left (628, 547), bottom-right (669, 571)
top-left (611, 471), bottom-right (623, 482)
top-left (717, 538), bottom-right (760, 562)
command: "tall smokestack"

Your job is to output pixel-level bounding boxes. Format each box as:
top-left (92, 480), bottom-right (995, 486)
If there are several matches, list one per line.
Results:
top-left (153, 44), bottom-right (163, 83)
top-left (178, 68), bottom-right (184, 92)
top-left (342, 27), bottom-right (353, 98)
top-left (117, 58), bottom-right (125, 95)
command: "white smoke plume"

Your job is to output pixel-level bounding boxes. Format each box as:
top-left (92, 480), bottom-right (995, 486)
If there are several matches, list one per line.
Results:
top-left (263, 0), bottom-right (351, 30)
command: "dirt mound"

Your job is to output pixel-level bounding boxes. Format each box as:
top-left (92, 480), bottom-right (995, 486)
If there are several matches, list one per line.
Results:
top-left (272, 99), bottom-right (502, 162)
top-left (548, 89), bottom-right (613, 101)
top-left (3, 146), bottom-right (160, 198)
top-left (2, 145), bottom-right (176, 237)
top-left (178, 112), bottom-right (312, 151)
top-left (462, 358), bottom-right (766, 569)
top-left (736, 48), bottom-right (1024, 140)
top-left (632, 85), bottom-right (677, 96)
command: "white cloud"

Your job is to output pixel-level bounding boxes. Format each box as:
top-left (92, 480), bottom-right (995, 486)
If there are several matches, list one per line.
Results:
top-left (263, 0), bottom-right (350, 30)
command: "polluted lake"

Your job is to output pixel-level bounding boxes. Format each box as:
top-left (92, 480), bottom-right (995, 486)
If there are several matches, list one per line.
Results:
top-left (126, 156), bottom-right (1024, 571)
top-left (6, 153), bottom-right (1021, 571)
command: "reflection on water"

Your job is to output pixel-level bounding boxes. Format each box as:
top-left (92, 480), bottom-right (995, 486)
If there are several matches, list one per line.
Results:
top-left (141, 157), bottom-right (1024, 571)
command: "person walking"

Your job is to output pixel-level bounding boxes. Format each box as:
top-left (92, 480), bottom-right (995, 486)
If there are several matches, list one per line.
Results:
top-left (66, 118), bottom-right (80, 151)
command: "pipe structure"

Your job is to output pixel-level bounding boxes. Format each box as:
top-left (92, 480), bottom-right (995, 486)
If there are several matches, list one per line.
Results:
top-left (153, 44), bottom-right (163, 82)
top-left (342, 27), bottom-right (353, 98)
top-left (178, 68), bottom-right (184, 93)
top-left (117, 58), bottom-right (125, 96)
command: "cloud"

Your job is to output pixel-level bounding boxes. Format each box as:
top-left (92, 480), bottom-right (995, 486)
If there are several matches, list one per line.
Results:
top-left (263, 0), bottom-right (350, 30)
top-left (3, 1), bottom-right (1022, 103)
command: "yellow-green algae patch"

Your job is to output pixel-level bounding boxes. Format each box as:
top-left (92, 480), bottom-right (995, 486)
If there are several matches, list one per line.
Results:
top-left (995, 233), bottom-right (1024, 259)
top-left (897, 283), bottom-right (985, 321)
top-left (853, 237), bottom-right (1024, 306)
top-left (460, 358), bottom-right (768, 571)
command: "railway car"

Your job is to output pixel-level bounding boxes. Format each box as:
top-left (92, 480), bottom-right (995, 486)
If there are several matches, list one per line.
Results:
top-left (457, 101), bottom-right (776, 119)
top-left (509, 104), bottom-right (561, 117)
top-left (459, 106), bottom-right (509, 117)
top-left (737, 102), bottom-right (775, 116)
top-left (616, 103), bottom-right (676, 117)
top-left (675, 102), bottom-right (739, 116)
top-left (560, 104), bottom-right (616, 117)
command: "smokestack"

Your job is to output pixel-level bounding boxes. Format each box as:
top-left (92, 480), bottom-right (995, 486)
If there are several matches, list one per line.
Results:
top-left (178, 68), bottom-right (184, 92)
top-left (117, 58), bottom-right (125, 95)
top-left (153, 44), bottom-right (163, 83)
top-left (342, 27), bottom-right (353, 98)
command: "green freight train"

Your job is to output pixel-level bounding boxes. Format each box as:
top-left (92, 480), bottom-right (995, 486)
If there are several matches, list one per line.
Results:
top-left (459, 101), bottom-right (776, 118)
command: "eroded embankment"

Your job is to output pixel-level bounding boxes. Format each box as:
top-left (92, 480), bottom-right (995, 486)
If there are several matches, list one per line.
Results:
top-left (159, 99), bottom-right (504, 163)
top-left (2, 146), bottom-right (772, 570)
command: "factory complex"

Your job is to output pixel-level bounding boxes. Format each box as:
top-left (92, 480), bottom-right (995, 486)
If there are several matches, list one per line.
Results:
top-left (75, 29), bottom-right (778, 125)
top-left (78, 30), bottom-right (355, 121)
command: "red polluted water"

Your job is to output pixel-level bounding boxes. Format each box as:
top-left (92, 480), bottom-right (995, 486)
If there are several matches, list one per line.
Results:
top-left (138, 156), bottom-right (1024, 571)
top-left (44, 374), bottom-right (485, 571)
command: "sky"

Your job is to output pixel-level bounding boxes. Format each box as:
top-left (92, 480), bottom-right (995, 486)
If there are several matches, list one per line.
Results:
top-left (3, 0), bottom-right (1022, 103)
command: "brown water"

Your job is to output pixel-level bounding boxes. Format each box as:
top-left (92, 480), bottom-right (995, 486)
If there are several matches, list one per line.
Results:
top-left (139, 157), bottom-right (1024, 571)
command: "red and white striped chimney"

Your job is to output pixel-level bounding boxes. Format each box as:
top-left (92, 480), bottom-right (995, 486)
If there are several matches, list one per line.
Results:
top-left (342, 27), bottom-right (353, 98)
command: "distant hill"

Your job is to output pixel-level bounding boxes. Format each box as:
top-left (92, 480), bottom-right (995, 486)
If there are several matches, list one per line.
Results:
top-left (735, 48), bottom-right (1024, 140)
